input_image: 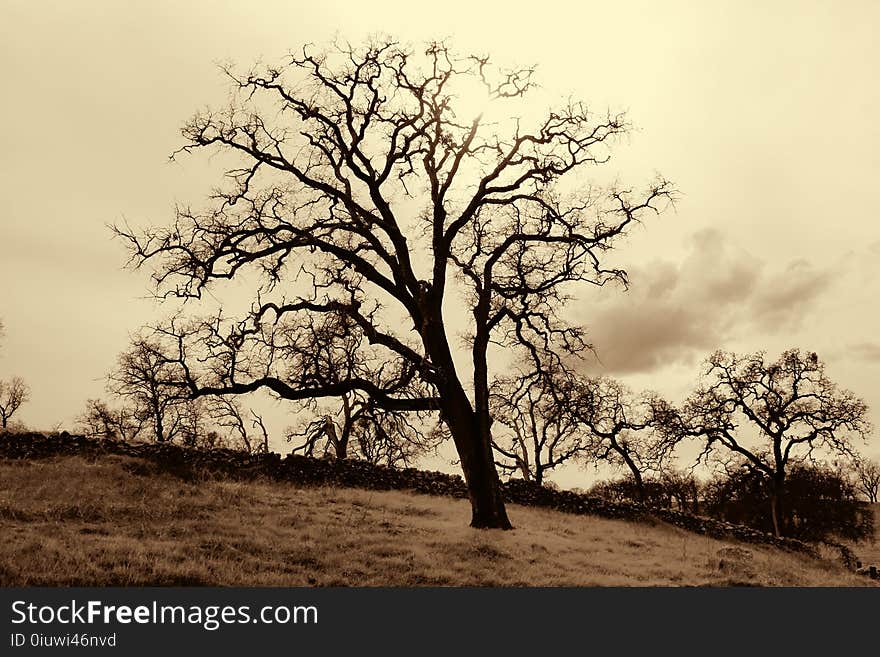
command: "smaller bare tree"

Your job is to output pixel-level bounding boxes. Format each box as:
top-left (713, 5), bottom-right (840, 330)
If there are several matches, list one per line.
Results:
top-left (231, 308), bottom-right (444, 467)
top-left (287, 396), bottom-right (442, 467)
top-left (353, 407), bottom-right (441, 467)
top-left (490, 366), bottom-right (586, 486)
top-left (0, 376), bottom-right (30, 429)
top-left (77, 398), bottom-right (142, 441)
top-left (108, 337), bottom-right (191, 443)
top-left (852, 457), bottom-right (880, 504)
top-left (208, 396), bottom-right (270, 453)
top-left (570, 377), bottom-right (671, 503)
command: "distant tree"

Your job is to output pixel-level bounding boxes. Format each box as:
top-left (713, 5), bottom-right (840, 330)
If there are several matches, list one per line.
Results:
top-left (0, 320), bottom-right (32, 431)
top-left (851, 457), bottom-right (880, 504)
top-left (77, 398), bottom-right (142, 441)
top-left (272, 311), bottom-right (443, 465)
top-left (490, 365), bottom-right (673, 494)
top-left (173, 397), bottom-right (222, 449)
top-left (490, 365), bottom-right (586, 486)
top-left (657, 469), bottom-right (702, 513)
top-left (570, 377), bottom-right (671, 502)
top-left (288, 402), bottom-right (441, 467)
top-left (113, 38), bottom-right (673, 528)
top-left (588, 470), bottom-right (700, 512)
top-left (662, 349), bottom-right (871, 537)
top-left (79, 393), bottom-right (263, 452)
top-left (80, 337), bottom-right (267, 449)
top-left (351, 409), bottom-right (443, 467)
top-left (0, 376), bottom-right (30, 429)
top-left (107, 337), bottom-right (194, 443)
top-left (207, 396), bottom-right (270, 454)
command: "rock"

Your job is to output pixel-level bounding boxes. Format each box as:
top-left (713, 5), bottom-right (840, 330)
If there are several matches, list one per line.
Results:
top-left (717, 546), bottom-right (753, 562)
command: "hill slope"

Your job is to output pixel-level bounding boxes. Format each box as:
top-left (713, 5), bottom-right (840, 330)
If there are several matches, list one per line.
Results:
top-left (0, 454), bottom-right (872, 586)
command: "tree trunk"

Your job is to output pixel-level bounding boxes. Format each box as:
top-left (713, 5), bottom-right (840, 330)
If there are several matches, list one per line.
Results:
top-left (463, 437), bottom-right (513, 529)
top-left (155, 413), bottom-right (165, 443)
top-left (440, 383), bottom-right (512, 529)
top-left (424, 336), bottom-right (511, 526)
top-left (616, 444), bottom-right (646, 503)
top-left (324, 415), bottom-right (347, 459)
top-left (770, 492), bottom-right (781, 537)
top-left (631, 468), bottom-right (646, 503)
top-left (770, 474), bottom-right (786, 537)
top-left (421, 292), bottom-right (511, 529)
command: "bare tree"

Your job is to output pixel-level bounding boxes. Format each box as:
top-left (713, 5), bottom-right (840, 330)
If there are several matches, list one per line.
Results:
top-left (114, 39), bottom-right (673, 528)
top-left (570, 377), bottom-right (669, 502)
top-left (175, 397), bottom-right (226, 449)
top-left (288, 400), bottom-right (441, 467)
top-left (490, 365), bottom-right (585, 486)
top-left (77, 398), bottom-right (143, 441)
top-left (108, 337), bottom-right (192, 443)
top-left (0, 376), bottom-right (30, 429)
top-left (0, 319), bottom-right (32, 431)
top-left (852, 457), bottom-right (880, 504)
top-left (661, 348), bottom-right (871, 536)
top-left (208, 396), bottom-right (270, 453)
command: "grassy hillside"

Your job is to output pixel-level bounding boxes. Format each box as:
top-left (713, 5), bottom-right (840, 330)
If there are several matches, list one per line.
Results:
top-left (0, 454), bottom-right (874, 586)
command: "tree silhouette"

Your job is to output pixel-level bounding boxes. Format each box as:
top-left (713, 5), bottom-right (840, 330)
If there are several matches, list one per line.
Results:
top-left (0, 319), bottom-right (32, 431)
top-left (77, 398), bottom-right (142, 441)
top-left (273, 308), bottom-right (443, 465)
top-left (287, 401), bottom-right (441, 467)
top-left (107, 337), bottom-right (195, 443)
top-left (208, 396), bottom-right (270, 454)
top-left (851, 457), bottom-right (880, 503)
top-left (490, 364), bottom-right (585, 486)
top-left (114, 39), bottom-right (673, 528)
top-left (569, 377), bottom-right (670, 502)
top-left (702, 460), bottom-right (873, 542)
top-left (0, 376), bottom-right (30, 429)
top-left (662, 348), bottom-right (871, 537)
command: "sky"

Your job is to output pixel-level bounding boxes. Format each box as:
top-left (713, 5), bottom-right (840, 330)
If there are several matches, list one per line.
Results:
top-left (1, 0), bottom-right (879, 484)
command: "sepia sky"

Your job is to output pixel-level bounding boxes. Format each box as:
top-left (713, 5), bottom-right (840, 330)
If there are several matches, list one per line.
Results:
top-left (1, 0), bottom-right (879, 475)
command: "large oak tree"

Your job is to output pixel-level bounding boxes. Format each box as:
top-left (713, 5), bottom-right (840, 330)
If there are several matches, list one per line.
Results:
top-left (116, 39), bottom-right (672, 528)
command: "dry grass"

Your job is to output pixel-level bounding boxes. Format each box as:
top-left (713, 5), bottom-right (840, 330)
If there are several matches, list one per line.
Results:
top-left (0, 455), bottom-right (873, 586)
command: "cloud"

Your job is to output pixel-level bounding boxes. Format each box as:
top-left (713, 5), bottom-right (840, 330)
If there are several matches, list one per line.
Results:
top-left (749, 260), bottom-right (833, 331)
top-left (576, 229), bottom-right (835, 375)
top-left (848, 342), bottom-right (880, 363)
top-left (584, 302), bottom-right (716, 374)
